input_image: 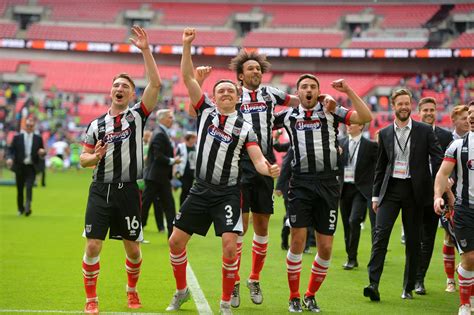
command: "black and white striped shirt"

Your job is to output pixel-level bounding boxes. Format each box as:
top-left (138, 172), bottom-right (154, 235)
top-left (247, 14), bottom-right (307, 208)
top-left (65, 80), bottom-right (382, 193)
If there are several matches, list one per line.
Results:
top-left (82, 102), bottom-right (150, 183)
top-left (444, 131), bottom-right (474, 208)
top-left (194, 94), bottom-right (258, 186)
top-left (274, 103), bottom-right (352, 175)
top-left (238, 86), bottom-right (289, 159)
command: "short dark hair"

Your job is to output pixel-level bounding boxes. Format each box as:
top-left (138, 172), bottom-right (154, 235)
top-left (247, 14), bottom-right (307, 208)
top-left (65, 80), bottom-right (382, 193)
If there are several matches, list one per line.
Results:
top-left (418, 97), bottom-right (436, 110)
top-left (229, 49), bottom-right (271, 83)
top-left (212, 79), bottom-right (239, 95)
top-left (390, 88), bottom-right (412, 105)
top-left (296, 74), bottom-right (320, 89)
top-left (112, 73), bottom-right (136, 90)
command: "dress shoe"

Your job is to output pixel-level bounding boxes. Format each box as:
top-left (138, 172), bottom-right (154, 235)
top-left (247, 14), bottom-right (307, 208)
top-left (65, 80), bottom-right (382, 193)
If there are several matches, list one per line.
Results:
top-left (343, 260), bottom-right (359, 270)
top-left (363, 283), bottom-right (380, 301)
top-left (414, 281), bottom-right (426, 295)
top-left (401, 290), bottom-right (413, 299)
top-left (25, 209), bottom-right (32, 217)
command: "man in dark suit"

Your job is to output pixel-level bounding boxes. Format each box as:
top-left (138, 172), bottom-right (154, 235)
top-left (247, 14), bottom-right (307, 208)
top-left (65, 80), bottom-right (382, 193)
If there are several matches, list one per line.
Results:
top-left (339, 123), bottom-right (378, 270)
top-left (6, 118), bottom-right (45, 216)
top-left (142, 109), bottom-right (181, 238)
top-left (414, 97), bottom-right (454, 295)
top-left (363, 88), bottom-right (443, 301)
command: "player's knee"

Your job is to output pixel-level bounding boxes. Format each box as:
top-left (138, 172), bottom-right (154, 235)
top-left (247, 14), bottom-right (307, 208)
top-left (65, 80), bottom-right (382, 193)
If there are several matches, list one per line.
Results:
top-left (461, 251), bottom-right (474, 270)
top-left (168, 234), bottom-right (186, 252)
top-left (86, 239), bottom-right (102, 257)
top-left (222, 245), bottom-right (237, 260)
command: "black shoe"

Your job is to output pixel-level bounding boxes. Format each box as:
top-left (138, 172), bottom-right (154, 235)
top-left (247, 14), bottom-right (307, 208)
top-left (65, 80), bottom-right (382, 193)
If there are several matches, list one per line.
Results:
top-left (414, 281), bottom-right (426, 295)
top-left (343, 260), bottom-right (359, 270)
top-left (25, 209), bottom-right (32, 217)
top-left (303, 295), bottom-right (320, 313)
top-left (401, 290), bottom-right (413, 299)
top-left (281, 243), bottom-right (289, 250)
top-left (288, 297), bottom-right (303, 313)
top-left (363, 283), bottom-right (380, 301)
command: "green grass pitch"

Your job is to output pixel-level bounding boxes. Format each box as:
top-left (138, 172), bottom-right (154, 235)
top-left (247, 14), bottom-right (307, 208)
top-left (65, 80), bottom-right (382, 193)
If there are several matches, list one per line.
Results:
top-left (0, 169), bottom-right (459, 314)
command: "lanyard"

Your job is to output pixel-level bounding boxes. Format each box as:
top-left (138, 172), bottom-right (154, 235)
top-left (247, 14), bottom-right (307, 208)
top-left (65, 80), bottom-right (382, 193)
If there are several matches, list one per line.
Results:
top-left (394, 128), bottom-right (412, 154)
top-left (349, 140), bottom-right (360, 164)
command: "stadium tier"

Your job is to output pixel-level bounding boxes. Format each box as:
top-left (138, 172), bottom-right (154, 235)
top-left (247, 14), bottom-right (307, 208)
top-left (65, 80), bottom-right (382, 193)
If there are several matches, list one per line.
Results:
top-left (348, 41), bottom-right (427, 49)
top-left (450, 31), bottom-right (474, 48)
top-left (147, 29), bottom-right (236, 46)
top-left (26, 24), bottom-right (128, 43)
top-left (371, 5), bottom-right (440, 28)
top-left (243, 31), bottom-right (344, 48)
top-left (0, 21), bottom-right (18, 38)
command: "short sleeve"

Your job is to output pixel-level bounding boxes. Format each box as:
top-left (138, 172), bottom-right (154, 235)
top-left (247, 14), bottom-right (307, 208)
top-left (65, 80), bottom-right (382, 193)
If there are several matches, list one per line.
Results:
top-left (266, 86), bottom-right (290, 107)
top-left (245, 127), bottom-right (259, 148)
top-left (82, 123), bottom-right (96, 149)
top-left (444, 139), bottom-right (461, 164)
top-left (334, 106), bottom-right (353, 125)
top-left (273, 108), bottom-right (290, 130)
top-left (193, 94), bottom-right (214, 115)
top-left (132, 101), bottom-right (151, 121)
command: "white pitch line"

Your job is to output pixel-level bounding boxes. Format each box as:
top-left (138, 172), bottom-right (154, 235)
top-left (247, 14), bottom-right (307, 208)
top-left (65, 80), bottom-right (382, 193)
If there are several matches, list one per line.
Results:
top-left (187, 263), bottom-right (213, 315)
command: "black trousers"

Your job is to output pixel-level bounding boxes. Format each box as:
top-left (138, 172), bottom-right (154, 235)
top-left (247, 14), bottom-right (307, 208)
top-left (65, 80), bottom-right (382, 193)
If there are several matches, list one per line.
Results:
top-left (15, 164), bottom-right (36, 213)
top-left (141, 179), bottom-right (176, 238)
top-left (367, 177), bottom-right (422, 291)
top-left (340, 183), bottom-right (369, 261)
top-left (179, 175), bottom-right (194, 206)
top-left (416, 203), bottom-right (440, 282)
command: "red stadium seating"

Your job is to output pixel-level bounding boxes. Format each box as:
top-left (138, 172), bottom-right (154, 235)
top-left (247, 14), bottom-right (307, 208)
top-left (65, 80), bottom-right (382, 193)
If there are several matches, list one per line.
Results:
top-left (0, 0), bottom-right (27, 17)
top-left (261, 4), bottom-right (364, 28)
top-left (370, 5), bottom-right (439, 28)
top-left (38, 0), bottom-right (141, 22)
top-left (152, 2), bottom-right (253, 26)
top-left (0, 22), bottom-right (18, 38)
top-left (349, 40), bottom-right (427, 49)
top-left (26, 24), bottom-right (127, 42)
top-left (0, 59), bottom-right (20, 72)
top-left (243, 31), bottom-right (344, 48)
top-left (281, 73), bottom-right (402, 98)
top-left (450, 31), bottom-right (474, 48)
top-left (452, 3), bottom-right (474, 14)
top-left (147, 29), bottom-right (235, 46)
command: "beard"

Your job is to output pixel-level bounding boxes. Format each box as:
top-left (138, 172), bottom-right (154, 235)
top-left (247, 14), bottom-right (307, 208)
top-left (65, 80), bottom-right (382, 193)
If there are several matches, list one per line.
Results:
top-left (395, 109), bottom-right (411, 121)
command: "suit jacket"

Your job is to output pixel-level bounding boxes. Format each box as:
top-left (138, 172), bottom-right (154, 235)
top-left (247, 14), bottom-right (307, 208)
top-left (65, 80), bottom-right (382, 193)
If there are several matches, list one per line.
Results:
top-left (434, 126), bottom-right (453, 153)
top-left (373, 120), bottom-right (443, 208)
top-left (143, 126), bottom-right (174, 182)
top-left (340, 136), bottom-right (378, 200)
top-left (8, 132), bottom-right (44, 173)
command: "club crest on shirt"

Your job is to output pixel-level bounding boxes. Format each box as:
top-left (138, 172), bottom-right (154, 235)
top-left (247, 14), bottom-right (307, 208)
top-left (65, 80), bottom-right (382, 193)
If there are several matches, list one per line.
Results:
top-left (208, 125), bottom-right (233, 144)
top-left (467, 159), bottom-right (474, 170)
top-left (295, 119), bottom-right (321, 131)
top-left (125, 112), bottom-right (135, 122)
top-left (240, 102), bottom-right (267, 114)
top-left (103, 127), bottom-right (131, 144)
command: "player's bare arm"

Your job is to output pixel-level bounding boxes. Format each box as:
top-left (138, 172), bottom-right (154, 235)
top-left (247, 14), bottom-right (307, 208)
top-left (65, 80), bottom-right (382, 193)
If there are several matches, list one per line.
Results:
top-left (247, 144), bottom-right (280, 178)
top-left (130, 25), bottom-right (161, 113)
top-left (434, 160), bottom-right (456, 215)
top-left (80, 140), bottom-right (107, 168)
top-left (181, 28), bottom-right (202, 116)
top-left (331, 79), bottom-right (372, 124)
top-left (195, 66), bottom-right (212, 87)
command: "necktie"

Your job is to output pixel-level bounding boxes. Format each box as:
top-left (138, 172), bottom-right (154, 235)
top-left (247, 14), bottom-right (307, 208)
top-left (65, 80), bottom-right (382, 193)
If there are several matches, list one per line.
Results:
top-left (398, 127), bottom-right (409, 160)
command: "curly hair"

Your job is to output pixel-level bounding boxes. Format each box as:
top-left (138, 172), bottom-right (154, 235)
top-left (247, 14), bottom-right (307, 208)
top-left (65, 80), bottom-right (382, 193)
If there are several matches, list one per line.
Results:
top-left (229, 49), bottom-right (271, 83)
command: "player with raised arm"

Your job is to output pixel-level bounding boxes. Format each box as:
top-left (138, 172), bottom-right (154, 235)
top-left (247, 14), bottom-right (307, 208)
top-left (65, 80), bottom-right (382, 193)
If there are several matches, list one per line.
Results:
top-left (79, 26), bottom-right (161, 314)
top-left (273, 75), bottom-right (372, 312)
top-left (165, 28), bottom-right (279, 315)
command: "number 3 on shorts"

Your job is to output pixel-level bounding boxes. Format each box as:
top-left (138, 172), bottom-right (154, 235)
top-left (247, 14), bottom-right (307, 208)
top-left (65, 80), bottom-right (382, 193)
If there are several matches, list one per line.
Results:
top-left (125, 216), bottom-right (140, 230)
top-left (225, 205), bottom-right (233, 219)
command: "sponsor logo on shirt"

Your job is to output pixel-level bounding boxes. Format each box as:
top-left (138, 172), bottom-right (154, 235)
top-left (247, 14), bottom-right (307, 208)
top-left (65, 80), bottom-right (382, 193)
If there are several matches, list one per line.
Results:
top-left (467, 159), bottom-right (474, 170)
top-left (295, 119), bottom-right (321, 131)
top-left (103, 127), bottom-right (131, 144)
top-left (240, 102), bottom-right (267, 114)
top-left (208, 125), bottom-right (233, 144)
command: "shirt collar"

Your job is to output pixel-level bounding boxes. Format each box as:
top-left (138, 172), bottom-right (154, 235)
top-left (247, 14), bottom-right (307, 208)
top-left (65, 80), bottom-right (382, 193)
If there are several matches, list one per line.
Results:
top-left (159, 123), bottom-right (170, 135)
top-left (242, 86), bottom-right (260, 94)
top-left (349, 134), bottom-right (362, 142)
top-left (394, 118), bottom-right (412, 130)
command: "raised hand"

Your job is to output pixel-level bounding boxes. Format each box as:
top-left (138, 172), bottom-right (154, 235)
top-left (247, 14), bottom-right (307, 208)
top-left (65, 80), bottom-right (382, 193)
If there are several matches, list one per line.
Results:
top-left (195, 66), bottom-right (212, 83)
top-left (129, 25), bottom-right (150, 51)
top-left (331, 79), bottom-right (351, 93)
top-left (318, 93), bottom-right (337, 113)
top-left (183, 28), bottom-right (196, 45)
